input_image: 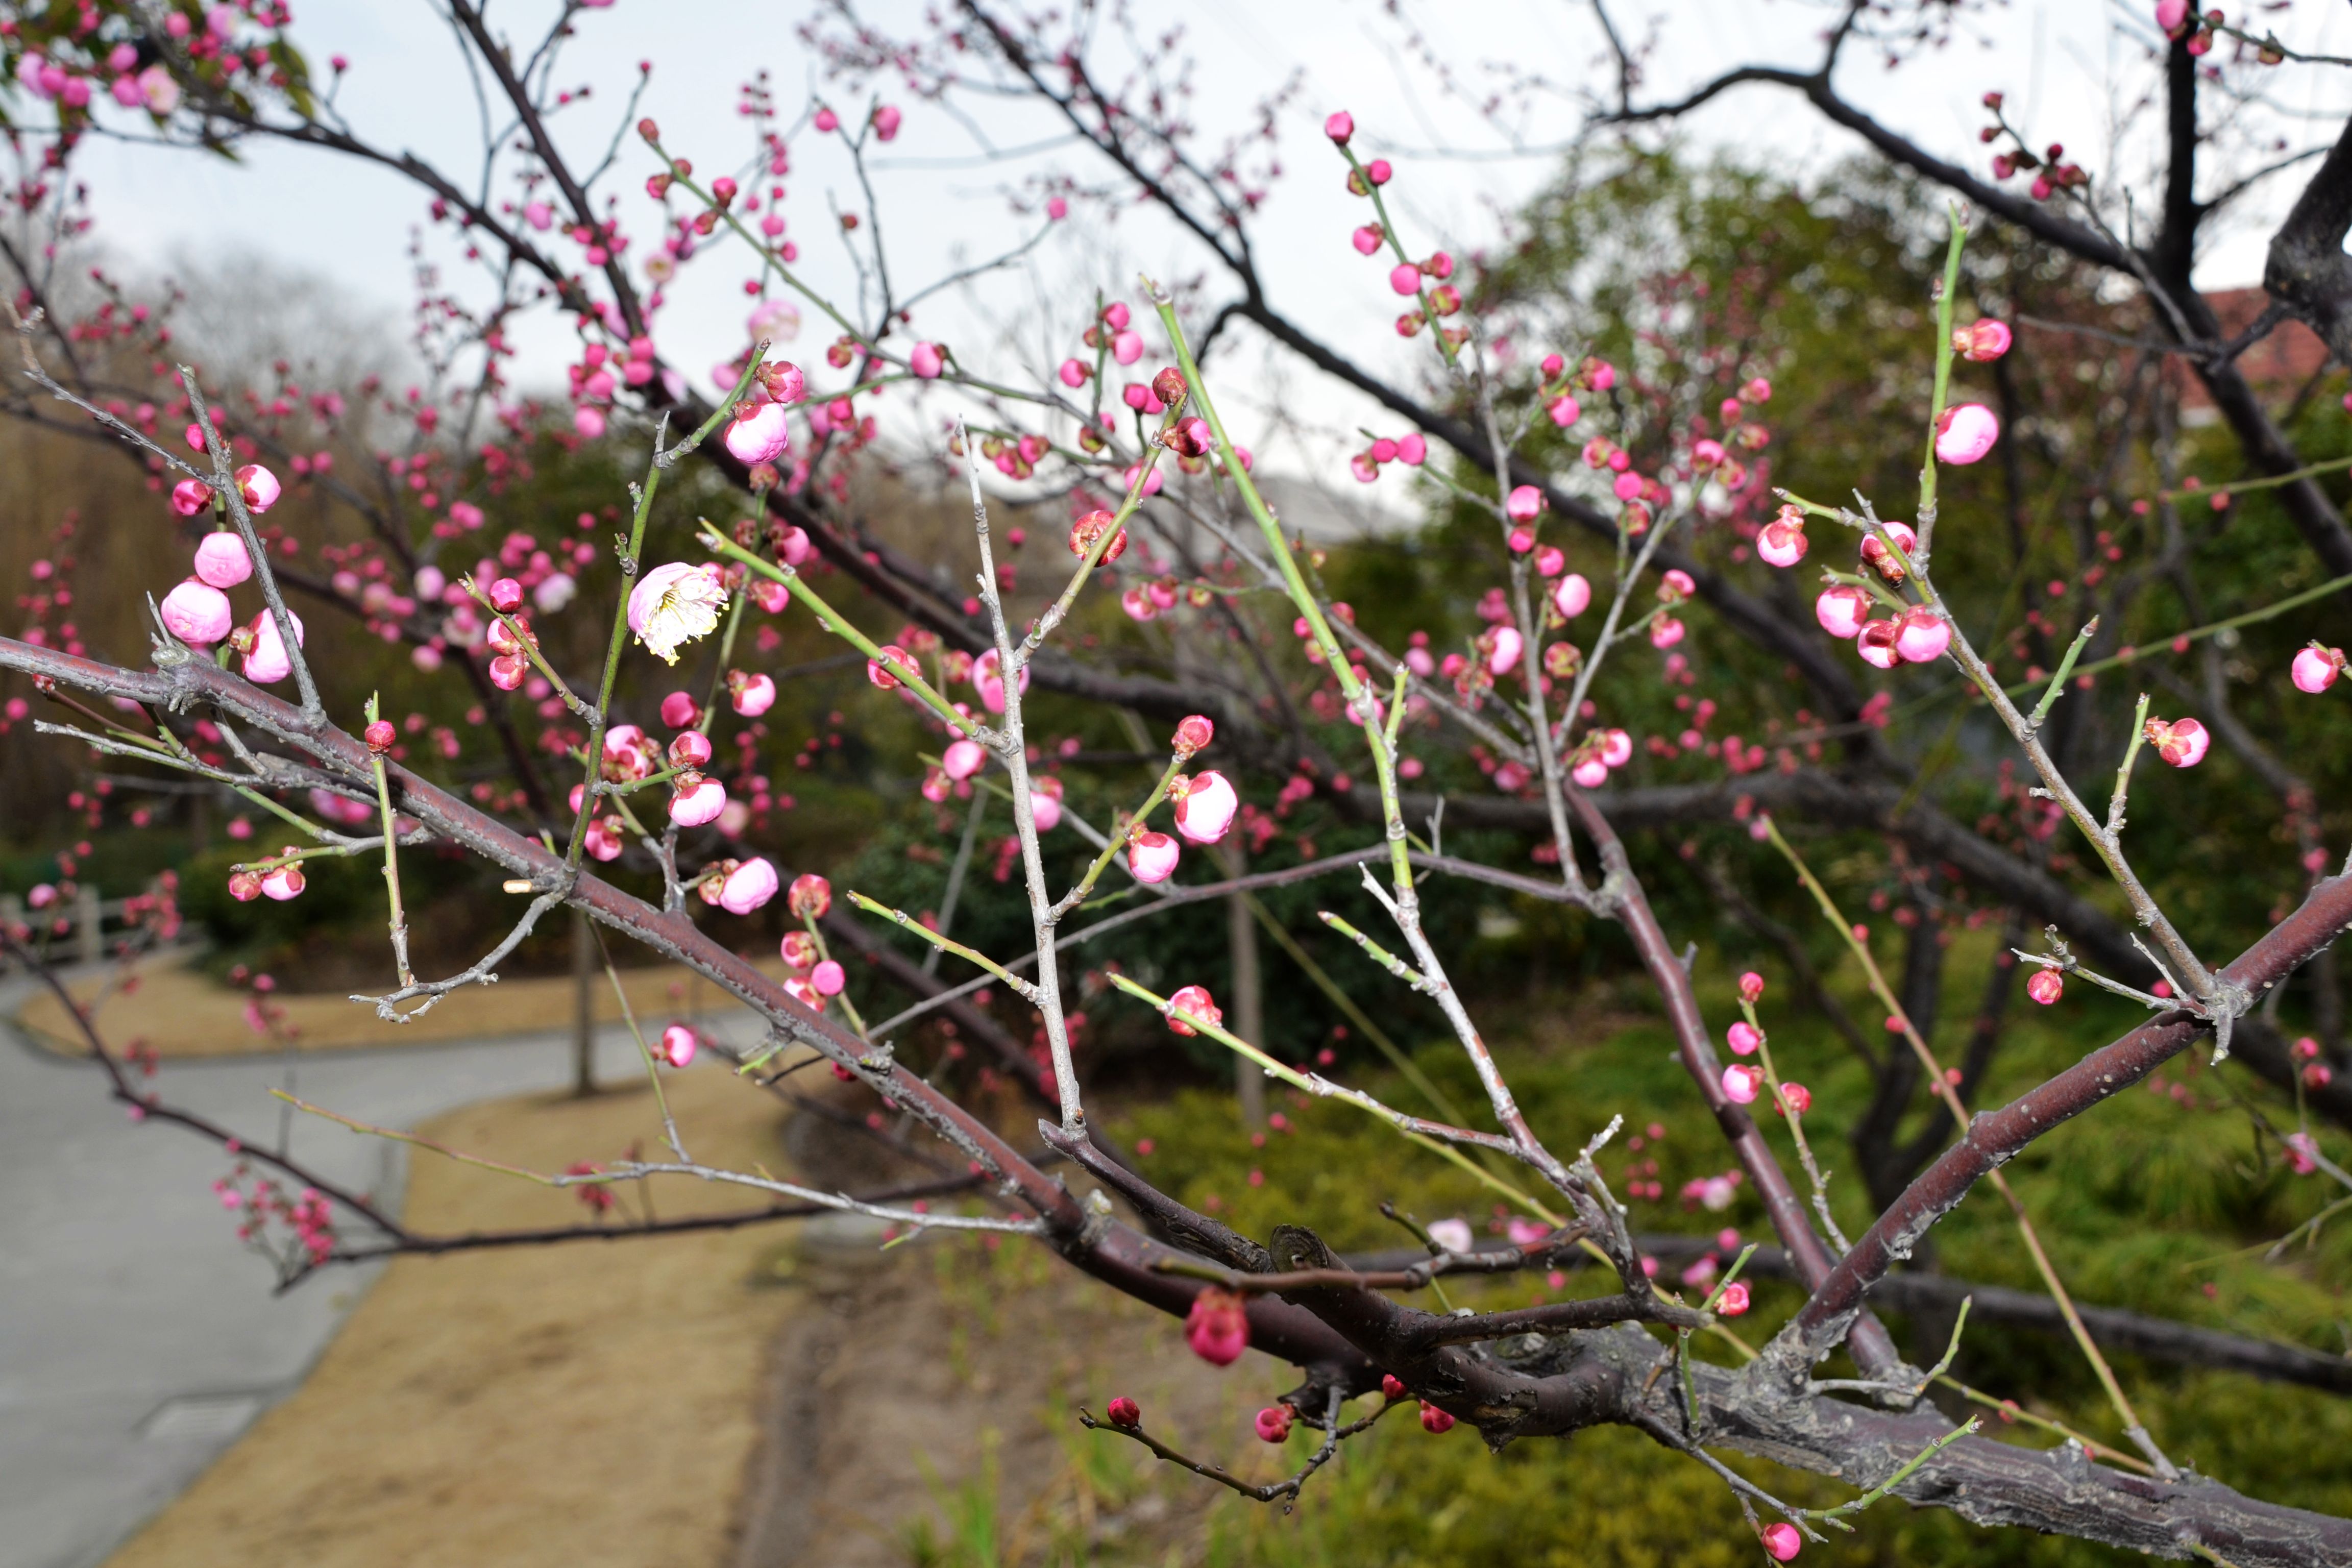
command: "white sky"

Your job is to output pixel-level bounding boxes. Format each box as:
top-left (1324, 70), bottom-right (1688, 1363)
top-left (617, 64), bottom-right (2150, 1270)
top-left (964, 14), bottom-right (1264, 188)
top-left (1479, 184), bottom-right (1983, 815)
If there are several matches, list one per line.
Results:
top-left (56, 0), bottom-right (2352, 482)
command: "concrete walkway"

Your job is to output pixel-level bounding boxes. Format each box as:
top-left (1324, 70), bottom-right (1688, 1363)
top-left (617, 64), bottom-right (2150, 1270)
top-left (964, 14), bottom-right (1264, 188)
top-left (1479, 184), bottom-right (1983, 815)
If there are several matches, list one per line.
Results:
top-left (0, 968), bottom-right (758, 1568)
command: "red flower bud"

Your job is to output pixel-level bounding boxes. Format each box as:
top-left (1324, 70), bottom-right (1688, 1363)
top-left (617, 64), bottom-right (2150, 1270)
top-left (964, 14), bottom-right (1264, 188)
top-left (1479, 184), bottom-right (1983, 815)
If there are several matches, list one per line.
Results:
top-left (364, 720), bottom-right (396, 754)
top-left (1172, 714), bottom-right (1214, 755)
top-left (487, 576), bottom-right (524, 612)
top-left (1106, 1396), bottom-right (1141, 1428)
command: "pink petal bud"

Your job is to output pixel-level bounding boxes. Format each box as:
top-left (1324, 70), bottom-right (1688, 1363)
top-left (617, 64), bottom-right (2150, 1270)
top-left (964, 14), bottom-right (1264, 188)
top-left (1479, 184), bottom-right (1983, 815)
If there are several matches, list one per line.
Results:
top-left (2026, 968), bottom-right (2064, 1005)
top-left (1726, 1021), bottom-right (1761, 1057)
top-left (1894, 607), bottom-right (1952, 664)
top-left (909, 341), bottom-right (944, 378)
top-left (2292, 645), bottom-right (2342, 694)
top-left (161, 579), bottom-right (234, 645)
top-left (724, 401), bottom-right (792, 464)
top-left (169, 479), bottom-right (214, 517)
top-left (234, 464), bottom-right (281, 512)
top-left (669, 776), bottom-right (727, 826)
top-left (1388, 262), bottom-right (1423, 297)
top-left (1761, 1522), bottom-right (1802, 1561)
top-left (730, 671), bottom-right (777, 716)
top-left (1933, 403), bottom-right (1999, 465)
top-left (660, 1023), bottom-right (699, 1068)
top-left (1721, 1064), bottom-right (1762, 1104)
top-left (943, 738), bottom-right (987, 780)
top-left (1324, 110), bottom-right (1354, 143)
top-left (1505, 484), bottom-right (1545, 522)
top-left (1174, 770), bottom-right (1238, 844)
top-left (1127, 830), bottom-right (1181, 884)
top-left (1815, 585), bottom-right (1871, 639)
top-left (1552, 573), bottom-right (1592, 619)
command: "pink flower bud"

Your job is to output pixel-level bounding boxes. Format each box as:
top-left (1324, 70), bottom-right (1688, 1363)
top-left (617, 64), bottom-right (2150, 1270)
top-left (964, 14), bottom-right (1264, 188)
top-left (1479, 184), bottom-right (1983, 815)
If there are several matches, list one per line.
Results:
top-left (1111, 330), bottom-right (1143, 365)
top-left (1863, 522), bottom-right (1922, 581)
top-left (2292, 645), bottom-right (2342, 693)
top-left (1174, 770), bottom-right (1238, 844)
top-left (364, 720), bottom-right (397, 754)
top-left (812, 959), bottom-right (845, 996)
top-left (1505, 484), bottom-right (1545, 522)
top-left (867, 645), bottom-right (911, 689)
top-left (487, 576), bottom-right (525, 613)
top-left (2026, 968), bottom-right (2064, 1005)
top-left (1778, 1082), bottom-right (1811, 1115)
top-left (1365, 159), bottom-right (1392, 185)
top-left (660, 1023), bottom-right (699, 1068)
top-left (1718, 1281), bottom-right (1752, 1317)
top-left (193, 532), bottom-right (252, 587)
top-left (1069, 509), bottom-right (1129, 563)
top-left (1815, 584), bottom-right (1870, 639)
top-left (1185, 1287), bottom-right (1250, 1365)
top-left (2155, 0), bottom-right (2189, 33)
top-left (1418, 1402), bottom-right (1455, 1434)
top-left (1389, 262), bottom-right (1423, 297)
top-left (724, 401), bottom-right (791, 465)
top-left (730, 670), bottom-right (777, 716)
top-left (660, 690), bottom-right (702, 729)
top-left (1648, 617), bottom-right (1684, 650)
top-left (1030, 777), bottom-right (1064, 832)
top-left (789, 873), bottom-right (832, 919)
top-left (1058, 357), bottom-right (1090, 387)
top-left (1722, 1064), bottom-right (1762, 1104)
top-left (1953, 319), bottom-right (2013, 361)
top-left (1255, 1405), bottom-right (1293, 1443)
top-left (1128, 830), bottom-right (1181, 884)
top-left (1352, 224), bottom-right (1383, 255)
top-left (1895, 607), bottom-right (1952, 664)
top-left (241, 610), bottom-right (304, 684)
top-left (1855, 618), bottom-right (1901, 670)
top-left (669, 731), bottom-right (714, 769)
top-left (780, 931), bottom-right (817, 970)
top-left (170, 479), bottom-right (214, 517)
top-left (1757, 517), bottom-right (1807, 568)
top-left (234, 464), bottom-right (281, 512)
top-left (161, 579), bottom-right (233, 645)
top-left (1553, 573), bottom-right (1592, 619)
top-left (228, 870), bottom-right (262, 902)
top-left (943, 738), bottom-right (986, 780)
top-left (669, 776), bottom-right (727, 826)
top-left (1601, 729), bottom-right (1632, 768)
top-left (1107, 1396), bottom-right (1141, 1427)
top-left (1324, 110), bottom-right (1354, 143)
top-left (1173, 713), bottom-right (1215, 754)
top-left (909, 341), bottom-right (944, 378)
top-left (1571, 757), bottom-right (1609, 788)
top-left (1547, 393), bottom-right (1581, 428)
top-left (2147, 715), bottom-right (2209, 768)
top-left (1738, 971), bottom-right (1765, 1003)
top-left (1761, 1522), bottom-right (1802, 1561)
top-left (261, 863), bottom-right (306, 901)
top-left (1166, 983), bottom-right (1221, 1036)
top-left (1726, 1021), bottom-right (1761, 1057)
top-left (1933, 402), bottom-right (1999, 465)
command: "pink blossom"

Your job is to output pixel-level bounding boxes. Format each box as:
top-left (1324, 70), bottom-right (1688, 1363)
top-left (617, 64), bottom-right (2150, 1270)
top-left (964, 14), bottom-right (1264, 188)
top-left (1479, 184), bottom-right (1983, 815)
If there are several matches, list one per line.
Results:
top-left (872, 104), bottom-right (902, 140)
top-left (660, 690), bottom-right (702, 729)
top-left (1112, 330), bottom-right (1143, 365)
top-left (724, 401), bottom-right (791, 464)
top-left (909, 341), bottom-right (944, 378)
top-left (660, 1024), bottom-right (699, 1068)
top-left (1855, 618), bottom-right (1901, 669)
top-left (1933, 403), bottom-right (1999, 465)
top-left (1600, 729), bottom-right (1632, 768)
top-left (1352, 225), bottom-right (1383, 255)
top-left (1396, 433), bottom-right (1427, 465)
top-left (1761, 1522), bottom-right (1802, 1562)
top-left (1427, 1218), bottom-right (1474, 1253)
top-left (1254, 1405), bottom-right (1293, 1444)
top-left (1388, 263), bottom-right (1423, 297)
top-left (730, 670), bottom-right (777, 716)
top-left (2147, 715), bottom-right (2210, 768)
top-left (1547, 393), bottom-right (1581, 428)
top-left (812, 959), bottom-right (845, 996)
top-left (1954, 319), bottom-right (2013, 361)
top-left (943, 738), bottom-right (987, 780)
top-left (669, 775), bottom-right (727, 826)
top-left (1505, 484), bottom-right (1545, 522)
top-left (1718, 1282), bottom-right (1752, 1317)
top-left (161, 580), bottom-right (233, 645)
top-left (1167, 983), bottom-right (1221, 1036)
top-left (1757, 517), bottom-right (1807, 568)
top-left (1815, 585), bottom-right (1871, 639)
top-left (1185, 1287), bottom-right (1249, 1365)
top-left (1571, 756), bottom-right (1608, 788)
top-left (1726, 1021), bottom-right (1760, 1057)
top-left (1553, 573), bottom-right (1592, 618)
top-left (1128, 830), bottom-right (1181, 884)
top-left (1486, 625), bottom-right (1524, 677)
top-left (720, 857), bottom-right (780, 914)
top-left (170, 479), bottom-right (214, 517)
top-left (235, 464), bottom-right (280, 513)
top-left (1059, 358), bottom-right (1089, 387)
top-left (2292, 645), bottom-right (2342, 693)
top-left (1722, 1064), bottom-right (1762, 1104)
top-left (814, 106), bottom-right (839, 133)
top-left (2155, 0), bottom-right (2189, 32)
top-left (1324, 110), bottom-right (1354, 143)
top-left (1895, 607), bottom-right (1952, 664)
top-left (241, 610), bottom-right (304, 684)
top-left (2026, 968), bottom-right (2064, 1006)
top-left (260, 863), bottom-right (306, 901)
top-left (1649, 617), bottom-right (1684, 650)
top-left (1030, 777), bottom-right (1064, 832)
top-left (1174, 770), bottom-right (1238, 844)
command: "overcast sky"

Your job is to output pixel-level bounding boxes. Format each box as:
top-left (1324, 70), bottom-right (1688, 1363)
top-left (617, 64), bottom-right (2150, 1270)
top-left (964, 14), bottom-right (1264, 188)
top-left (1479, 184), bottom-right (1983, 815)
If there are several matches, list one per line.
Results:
top-left (57, 0), bottom-right (2352, 485)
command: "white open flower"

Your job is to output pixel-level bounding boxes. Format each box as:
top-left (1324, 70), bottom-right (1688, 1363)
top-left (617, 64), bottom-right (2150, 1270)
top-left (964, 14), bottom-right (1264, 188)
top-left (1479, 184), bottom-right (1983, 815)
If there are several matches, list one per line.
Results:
top-left (627, 561), bottom-right (726, 665)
